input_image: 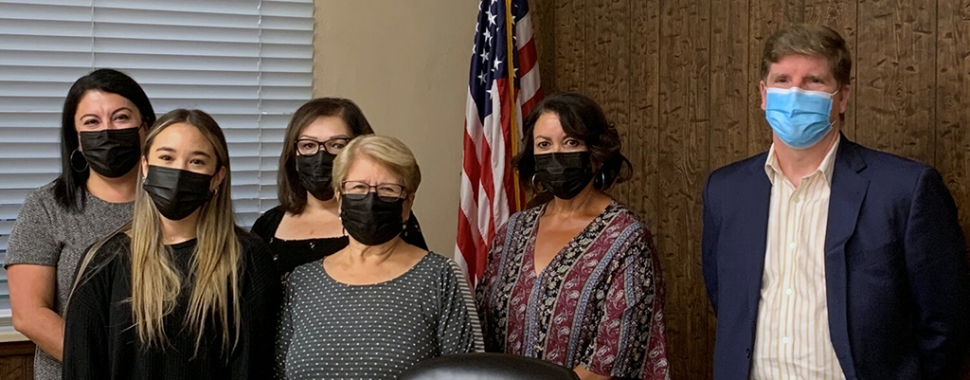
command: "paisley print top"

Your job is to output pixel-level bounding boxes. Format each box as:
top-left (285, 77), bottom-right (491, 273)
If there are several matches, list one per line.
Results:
top-left (476, 200), bottom-right (669, 379)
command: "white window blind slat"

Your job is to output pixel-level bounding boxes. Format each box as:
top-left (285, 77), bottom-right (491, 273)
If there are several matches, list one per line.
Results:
top-left (0, 19), bottom-right (93, 36)
top-left (94, 39), bottom-right (262, 58)
top-left (0, 51), bottom-right (96, 67)
top-left (94, 54), bottom-right (261, 72)
top-left (0, 35), bottom-right (93, 53)
top-left (0, 221), bottom-right (13, 237)
top-left (0, 158), bottom-right (61, 173)
top-left (0, 98), bottom-right (70, 111)
top-left (95, 24), bottom-right (260, 44)
top-left (92, 0), bottom-right (258, 15)
top-left (0, 0), bottom-right (311, 312)
top-left (1, 0), bottom-right (90, 7)
top-left (0, 5), bottom-right (91, 22)
top-left (0, 66), bottom-right (92, 83)
top-left (93, 8), bottom-right (257, 28)
top-left (0, 82), bottom-right (79, 97)
top-left (0, 130), bottom-right (61, 144)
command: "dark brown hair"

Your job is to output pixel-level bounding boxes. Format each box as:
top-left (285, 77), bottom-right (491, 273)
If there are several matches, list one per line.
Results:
top-left (513, 92), bottom-right (632, 194)
top-left (53, 68), bottom-right (156, 212)
top-left (277, 98), bottom-right (374, 213)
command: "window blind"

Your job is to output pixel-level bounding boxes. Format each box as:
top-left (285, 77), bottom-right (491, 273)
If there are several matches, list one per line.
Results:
top-left (0, 0), bottom-right (313, 313)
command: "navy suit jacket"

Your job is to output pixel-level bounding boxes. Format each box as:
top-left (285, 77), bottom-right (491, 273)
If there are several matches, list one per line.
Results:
top-left (702, 138), bottom-right (970, 379)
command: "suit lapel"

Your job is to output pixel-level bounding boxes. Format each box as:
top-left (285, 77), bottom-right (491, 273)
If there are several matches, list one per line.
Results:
top-left (742, 162), bottom-right (772, 313)
top-left (824, 139), bottom-right (868, 380)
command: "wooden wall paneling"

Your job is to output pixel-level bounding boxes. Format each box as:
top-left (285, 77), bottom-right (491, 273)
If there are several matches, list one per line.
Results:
top-left (803, 0), bottom-right (858, 140)
top-left (0, 341), bottom-right (35, 380)
top-left (627, 0), bottom-right (665, 371)
top-left (627, 0), bottom-right (661, 235)
top-left (855, 0), bottom-right (936, 164)
top-left (784, 0), bottom-right (806, 24)
top-left (706, 0), bottom-right (752, 374)
top-left (710, 0), bottom-right (751, 169)
top-left (529, 0), bottom-right (557, 93)
top-left (657, 0), bottom-right (711, 378)
top-left (746, 0), bottom-right (802, 155)
top-left (937, 3), bottom-right (970, 377)
top-left (552, 0), bottom-right (586, 92)
top-left (937, 0), bottom-right (970, 244)
top-left (0, 356), bottom-right (32, 380)
top-left (583, 0), bottom-right (631, 202)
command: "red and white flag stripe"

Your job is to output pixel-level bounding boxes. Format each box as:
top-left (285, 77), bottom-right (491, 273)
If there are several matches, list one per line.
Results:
top-left (456, 0), bottom-right (543, 286)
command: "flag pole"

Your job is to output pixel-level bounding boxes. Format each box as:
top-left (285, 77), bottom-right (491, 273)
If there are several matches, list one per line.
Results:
top-left (504, 0), bottom-right (522, 212)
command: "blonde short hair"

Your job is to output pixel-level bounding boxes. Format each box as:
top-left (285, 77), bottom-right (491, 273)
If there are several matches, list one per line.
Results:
top-left (332, 135), bottom-right (421, 194)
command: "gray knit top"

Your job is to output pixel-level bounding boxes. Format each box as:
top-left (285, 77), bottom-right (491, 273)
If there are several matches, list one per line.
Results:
top-left (5, 182), bottom-right (132, 380)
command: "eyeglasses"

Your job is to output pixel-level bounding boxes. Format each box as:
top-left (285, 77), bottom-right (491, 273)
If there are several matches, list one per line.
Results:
top-left (295, 137), bottom-right (351, 156)
top-left (341, 180), bottom-right (406, 201)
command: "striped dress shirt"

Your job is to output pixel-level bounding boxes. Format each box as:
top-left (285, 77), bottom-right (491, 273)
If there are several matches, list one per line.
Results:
top-left (751, 136), bottom-right (846, 380)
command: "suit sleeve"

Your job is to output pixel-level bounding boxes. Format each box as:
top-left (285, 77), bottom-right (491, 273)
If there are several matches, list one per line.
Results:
top-left (904, 167), bottom-right (970, 378)
top-left (701, 175), bottom-right (720, 314)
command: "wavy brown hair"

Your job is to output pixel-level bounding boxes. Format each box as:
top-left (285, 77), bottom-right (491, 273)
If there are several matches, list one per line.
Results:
top-left (513, 92), bottom-right (632, 195)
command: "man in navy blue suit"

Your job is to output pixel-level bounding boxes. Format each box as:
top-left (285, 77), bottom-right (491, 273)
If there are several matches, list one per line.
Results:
top-left (702, 24), bottom-right (970, 379)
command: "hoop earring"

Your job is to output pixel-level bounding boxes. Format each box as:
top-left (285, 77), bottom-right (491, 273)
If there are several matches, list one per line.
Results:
top-left (70, 150), bottom-right (88, 172)
top-left (594, 170), bottom-right (606, 189)
top-left (531, 173), bottom-right (541, 191)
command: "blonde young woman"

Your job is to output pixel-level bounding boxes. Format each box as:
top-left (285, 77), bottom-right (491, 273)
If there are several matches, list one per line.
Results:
top-left (62, 109), bottom-right (281, 380)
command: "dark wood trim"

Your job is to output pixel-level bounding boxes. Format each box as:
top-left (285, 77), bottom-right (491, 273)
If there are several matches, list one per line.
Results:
top-left (0, 341), bottom-right (35, 357)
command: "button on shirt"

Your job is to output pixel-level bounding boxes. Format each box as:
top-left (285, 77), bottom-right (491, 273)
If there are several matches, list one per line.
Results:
top-left (751, 136), bottom-right (845, 380)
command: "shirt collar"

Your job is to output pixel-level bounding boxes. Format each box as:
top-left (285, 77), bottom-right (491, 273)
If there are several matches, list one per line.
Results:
top-left (764, 134), bottom-right (841, 186)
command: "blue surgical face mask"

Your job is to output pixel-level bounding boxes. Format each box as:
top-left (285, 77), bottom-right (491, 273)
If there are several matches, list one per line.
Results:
top-left (765, 87), bottom-right (838, 150)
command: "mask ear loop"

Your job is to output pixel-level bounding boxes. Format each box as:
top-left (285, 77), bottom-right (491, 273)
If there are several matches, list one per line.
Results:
top-left (70, 150), bottom-right (89, 172)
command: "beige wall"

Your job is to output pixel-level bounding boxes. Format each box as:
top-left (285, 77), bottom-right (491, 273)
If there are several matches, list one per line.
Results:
top-left (312, 0), bottom-right (477, 256)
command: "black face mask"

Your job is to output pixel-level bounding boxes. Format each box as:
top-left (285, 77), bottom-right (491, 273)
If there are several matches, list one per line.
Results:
top-left (340, 192), bottom-right (405, 246)
top-left (534, 151), bottom-right (594, 200)
top-left (79, 127), bottom-right (142, 178)
top-left (143, 165), bottom-right (214, 221)
top-left (295, 151), bottom-right (336, 201)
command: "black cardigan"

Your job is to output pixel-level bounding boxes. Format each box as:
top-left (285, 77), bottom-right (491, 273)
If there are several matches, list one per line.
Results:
top-left (62, 229), bottom-right (281, 380)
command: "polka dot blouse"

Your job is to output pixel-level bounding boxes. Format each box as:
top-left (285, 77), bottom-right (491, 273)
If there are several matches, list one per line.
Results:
top-left (275, 253), bottom-right (478, 380)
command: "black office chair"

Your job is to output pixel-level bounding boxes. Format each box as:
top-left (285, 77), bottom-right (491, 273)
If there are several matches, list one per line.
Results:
top-left (398, 353), bottom-right (580, 380)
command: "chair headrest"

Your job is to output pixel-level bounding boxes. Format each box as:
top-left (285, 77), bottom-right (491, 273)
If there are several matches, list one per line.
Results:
top-left (398, 353), bottom-right (580, 380)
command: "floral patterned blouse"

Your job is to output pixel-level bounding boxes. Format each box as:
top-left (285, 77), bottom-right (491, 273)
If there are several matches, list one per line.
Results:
top-left (475, 200), bottom-right (669, 379)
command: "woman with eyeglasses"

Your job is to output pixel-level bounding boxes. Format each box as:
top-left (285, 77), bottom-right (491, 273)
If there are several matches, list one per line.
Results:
top-left (274, 135), bottom-right (477, 380)
top-left (251, 98), bottom-right (427, 279)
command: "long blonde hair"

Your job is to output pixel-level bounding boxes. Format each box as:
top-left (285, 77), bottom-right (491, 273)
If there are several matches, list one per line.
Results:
top-left (129, 109), bottom-right (241, 354)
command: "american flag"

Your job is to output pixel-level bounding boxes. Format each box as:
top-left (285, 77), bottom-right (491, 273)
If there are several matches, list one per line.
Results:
top-left (456, 0), bottom-right (543, 285)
